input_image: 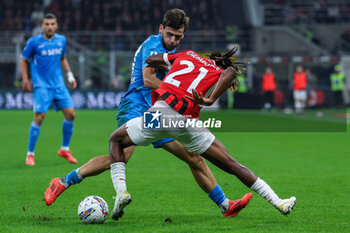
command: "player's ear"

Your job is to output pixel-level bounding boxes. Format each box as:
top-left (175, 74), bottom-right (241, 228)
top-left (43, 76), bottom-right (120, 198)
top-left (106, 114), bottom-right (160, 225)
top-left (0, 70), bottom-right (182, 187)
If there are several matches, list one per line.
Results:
top-left (159, 24), bottom-right (164, 33)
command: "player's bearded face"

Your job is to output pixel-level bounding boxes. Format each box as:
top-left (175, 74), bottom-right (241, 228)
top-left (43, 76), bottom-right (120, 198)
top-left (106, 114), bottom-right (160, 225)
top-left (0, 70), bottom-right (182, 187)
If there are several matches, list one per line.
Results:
top-left (42, 19), bottom-right (58, 38)
top-left (160, 25), bottom-right (185, 51)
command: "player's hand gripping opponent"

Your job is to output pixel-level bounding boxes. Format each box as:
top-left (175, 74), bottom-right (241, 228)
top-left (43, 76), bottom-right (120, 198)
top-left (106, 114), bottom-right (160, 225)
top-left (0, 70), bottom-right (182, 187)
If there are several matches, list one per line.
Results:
top-left (186, 89), bottom-right (214, 106)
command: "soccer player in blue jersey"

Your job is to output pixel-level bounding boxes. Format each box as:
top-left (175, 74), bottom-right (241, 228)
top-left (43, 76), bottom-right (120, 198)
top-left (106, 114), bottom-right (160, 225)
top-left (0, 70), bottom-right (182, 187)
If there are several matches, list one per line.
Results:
top-left (21, 13), bottom-right (78, 166)
top-left (45, 9), bottom-right (249, 218)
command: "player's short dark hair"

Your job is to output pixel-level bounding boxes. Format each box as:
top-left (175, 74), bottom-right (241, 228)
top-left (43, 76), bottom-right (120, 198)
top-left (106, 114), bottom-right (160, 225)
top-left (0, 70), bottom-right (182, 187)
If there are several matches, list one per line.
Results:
top-left (162, 8), bottom-right (190, 31)
top-left (43, 13), bottom-right (57, 20)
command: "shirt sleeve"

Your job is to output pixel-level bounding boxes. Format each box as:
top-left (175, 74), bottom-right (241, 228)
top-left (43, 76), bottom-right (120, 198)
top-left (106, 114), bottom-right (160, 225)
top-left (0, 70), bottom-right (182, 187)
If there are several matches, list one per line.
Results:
top-left (21, 37), bottom-right (36, 60)
top-left (165, 51), bottom-right (186, 64)
top-left (141, 43), bottom-right (158, 69)
top-left (62, 36), bottom-right (67, 56)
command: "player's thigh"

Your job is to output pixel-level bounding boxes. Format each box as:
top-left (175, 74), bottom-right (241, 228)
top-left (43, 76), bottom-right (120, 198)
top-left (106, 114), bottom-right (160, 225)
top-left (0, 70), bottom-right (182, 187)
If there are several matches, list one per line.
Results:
top-left (33, 87), bottom-right (54, 113)
top-left (125, 116), bottom-right (166, 146)
top-left (161, 140), bottom-right (202, 164)
top-left (53, 86), bottom-right (74, 111)
top-left (175, 128), bottom-right (216, 155)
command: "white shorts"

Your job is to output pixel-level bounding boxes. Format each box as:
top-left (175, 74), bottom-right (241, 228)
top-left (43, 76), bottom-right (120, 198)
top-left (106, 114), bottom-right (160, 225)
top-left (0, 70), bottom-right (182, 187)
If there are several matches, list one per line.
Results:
top-left (126, 100), bottom-right (215, 155)
top-left (293, 90), bottom-right (307, 100)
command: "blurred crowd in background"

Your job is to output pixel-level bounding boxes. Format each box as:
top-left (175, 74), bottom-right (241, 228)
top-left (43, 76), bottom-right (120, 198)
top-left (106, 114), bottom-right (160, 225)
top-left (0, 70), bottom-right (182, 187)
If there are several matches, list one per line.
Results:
top-left (0, 0), bottom-right (223, 34)
top-left (262, 0), bottom-right (350, 24)
top-left (0, 0), bottom-right (349, 109)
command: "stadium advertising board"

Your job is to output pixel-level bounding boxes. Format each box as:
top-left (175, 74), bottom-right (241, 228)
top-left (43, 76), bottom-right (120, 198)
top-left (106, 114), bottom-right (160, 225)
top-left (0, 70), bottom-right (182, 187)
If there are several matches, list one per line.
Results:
top-left (0, 90), bottom-right (127, 110)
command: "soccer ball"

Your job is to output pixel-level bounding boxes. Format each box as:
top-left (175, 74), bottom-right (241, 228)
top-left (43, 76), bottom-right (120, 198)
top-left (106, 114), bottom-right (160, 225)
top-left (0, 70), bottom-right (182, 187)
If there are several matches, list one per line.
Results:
top-left (77, 195), bottom-right (109, 224)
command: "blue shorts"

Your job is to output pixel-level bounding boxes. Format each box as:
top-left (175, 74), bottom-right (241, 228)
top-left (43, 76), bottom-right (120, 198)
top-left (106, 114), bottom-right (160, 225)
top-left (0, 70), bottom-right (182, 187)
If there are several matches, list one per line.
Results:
top-left (33, 86), bottom-right (73, 113)
top-left (116, 90), bottom-right (174, 148)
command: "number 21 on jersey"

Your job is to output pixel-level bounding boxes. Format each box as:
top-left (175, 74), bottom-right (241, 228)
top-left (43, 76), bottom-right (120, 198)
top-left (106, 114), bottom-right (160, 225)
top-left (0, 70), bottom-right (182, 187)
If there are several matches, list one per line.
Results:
top-left (163, 60), bottom-right (208, 93)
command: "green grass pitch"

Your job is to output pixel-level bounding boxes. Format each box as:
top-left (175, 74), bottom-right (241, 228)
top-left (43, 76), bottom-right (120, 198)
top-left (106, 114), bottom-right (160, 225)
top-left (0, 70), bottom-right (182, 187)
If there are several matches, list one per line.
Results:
top-left (0, 110), bottom-right (349, 232)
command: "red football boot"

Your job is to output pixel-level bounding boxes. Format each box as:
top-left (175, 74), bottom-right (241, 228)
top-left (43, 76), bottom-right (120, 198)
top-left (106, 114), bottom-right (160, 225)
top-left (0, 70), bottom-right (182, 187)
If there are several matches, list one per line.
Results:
top-left (25, 155), bottom-right (35, 166)
top-left (223, 193), bottom-right (253, 217)
top-left (44, 178), bottom-right (67, 206)
top-left (58, 149), bottom-right (77, 163)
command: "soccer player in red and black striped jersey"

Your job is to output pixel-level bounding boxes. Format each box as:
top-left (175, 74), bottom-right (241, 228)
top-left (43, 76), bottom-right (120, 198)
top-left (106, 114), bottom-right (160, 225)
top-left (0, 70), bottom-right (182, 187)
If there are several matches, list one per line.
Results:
top-left (151, 50), bottom-right (224, 118)
top-left (109, 47), bottom-right (296, 220)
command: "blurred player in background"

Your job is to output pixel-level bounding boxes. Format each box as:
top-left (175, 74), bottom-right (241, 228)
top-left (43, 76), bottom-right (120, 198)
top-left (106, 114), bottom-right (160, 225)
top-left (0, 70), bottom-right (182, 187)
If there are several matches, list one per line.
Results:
top-left (330, 65), bottom-right (345, 107)
top-left (109, 48), bottom-right (296, 220)
top-left (262, 66), bottom-right (276, 110)
top-left (293, 65), bottom-right (307, 114)
top-left (20, 13), bottom-right (77, 166)
top-left (45, 9), bottom-right (248, 218)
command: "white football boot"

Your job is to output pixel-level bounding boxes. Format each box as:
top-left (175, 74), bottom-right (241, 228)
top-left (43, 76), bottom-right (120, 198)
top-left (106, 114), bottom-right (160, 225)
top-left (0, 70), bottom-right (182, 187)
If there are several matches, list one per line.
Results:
top-left (111, 190), bottom-right (132, 220)
top-left (276, 196), bottom-right (297, 215)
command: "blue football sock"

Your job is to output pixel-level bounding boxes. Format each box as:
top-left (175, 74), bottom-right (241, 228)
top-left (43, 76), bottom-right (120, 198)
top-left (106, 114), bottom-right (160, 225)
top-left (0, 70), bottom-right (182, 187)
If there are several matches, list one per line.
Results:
top-left (62, 119), bottom-right (74, 147)
top-left (64, 169), bottom-right (82, 187)
top-left (208, 185), bottom-right (227, 206)
top-left (28, 121), bottom-right (41, 153)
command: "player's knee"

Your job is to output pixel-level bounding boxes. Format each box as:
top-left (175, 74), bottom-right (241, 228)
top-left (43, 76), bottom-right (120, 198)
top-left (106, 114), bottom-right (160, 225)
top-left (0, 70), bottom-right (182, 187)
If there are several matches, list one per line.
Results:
top-left (34, 114), bottom-right (45, 125)
top-left (109, 130), bottom-right (121, 144)
top-left (187, 153), bottom-right (205, 168)
top-left (67, 111), bottom-right (75, 121)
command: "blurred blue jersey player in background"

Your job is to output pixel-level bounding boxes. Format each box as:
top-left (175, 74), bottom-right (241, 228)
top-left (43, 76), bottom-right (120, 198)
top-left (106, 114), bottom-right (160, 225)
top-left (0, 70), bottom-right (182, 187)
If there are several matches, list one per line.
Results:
top-left (45, 10), bottom-right (240, 219)
top-left (21, 13), bottom-right (78, 166)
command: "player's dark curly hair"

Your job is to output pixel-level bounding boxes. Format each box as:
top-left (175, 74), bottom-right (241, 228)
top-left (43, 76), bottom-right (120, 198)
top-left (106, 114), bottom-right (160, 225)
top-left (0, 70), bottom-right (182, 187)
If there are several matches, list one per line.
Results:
top-left (209, 45), bottom-right (244, 91)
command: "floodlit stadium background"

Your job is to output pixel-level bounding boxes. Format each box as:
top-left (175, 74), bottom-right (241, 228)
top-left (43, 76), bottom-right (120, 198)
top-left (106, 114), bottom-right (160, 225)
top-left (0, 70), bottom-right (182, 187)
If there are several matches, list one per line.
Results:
top-left (0, 0), bottom-right (349, 120)
top-left (1, 1), bottom-right (350, 232)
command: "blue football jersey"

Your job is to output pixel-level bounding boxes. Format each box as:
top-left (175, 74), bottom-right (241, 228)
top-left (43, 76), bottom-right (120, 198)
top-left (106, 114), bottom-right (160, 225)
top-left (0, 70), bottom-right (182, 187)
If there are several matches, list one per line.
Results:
top-left (128, 33), bottom-right (176, 106)
top-left (21, 33), bottom-right (67, 88)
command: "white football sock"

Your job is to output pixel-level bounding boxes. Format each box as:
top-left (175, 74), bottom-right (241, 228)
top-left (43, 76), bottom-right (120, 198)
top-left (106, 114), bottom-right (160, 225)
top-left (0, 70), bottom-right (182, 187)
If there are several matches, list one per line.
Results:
top-left (27, 152), bottom-right (34, 156)
top-left (250, 177), bottom-right (281, 207)
top-left (110, 162), bottom-right (127, 194)
top-left (76, 168), bottom-right (83, 180)
top-left (61, 146), bottom-right (70, 151)
top-left (59, 177), bottom-right (69, 188)
top-left (219, 198), bottom-right (230, 213)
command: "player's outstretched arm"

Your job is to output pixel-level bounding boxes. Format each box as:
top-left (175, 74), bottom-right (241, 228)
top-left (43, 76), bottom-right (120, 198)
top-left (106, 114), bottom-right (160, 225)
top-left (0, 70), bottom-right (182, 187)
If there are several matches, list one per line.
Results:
top-left (186, 67), bottom-right (237, 106)
top-left (20, 58), bottom-right (32, 92)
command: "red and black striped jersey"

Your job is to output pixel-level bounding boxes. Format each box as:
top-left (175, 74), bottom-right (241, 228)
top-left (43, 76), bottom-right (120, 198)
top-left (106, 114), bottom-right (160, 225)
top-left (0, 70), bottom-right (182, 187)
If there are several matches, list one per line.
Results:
top-left (152, 50), bottom-right (224, 118)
